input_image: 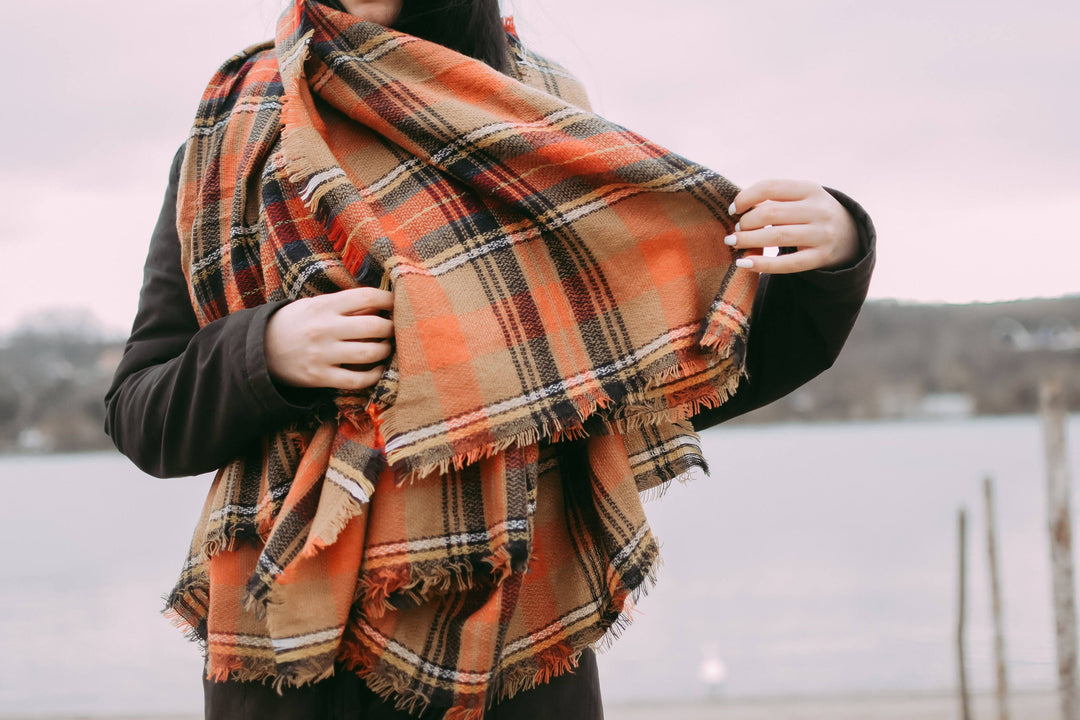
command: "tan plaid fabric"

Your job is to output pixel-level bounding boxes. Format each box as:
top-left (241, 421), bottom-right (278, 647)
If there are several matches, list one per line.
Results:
top-left (166, 1), bottom-right (756, 717)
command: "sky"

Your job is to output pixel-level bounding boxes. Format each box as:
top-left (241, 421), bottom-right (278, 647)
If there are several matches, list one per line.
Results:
top-left (0, 0), bottom-right (1077, 335)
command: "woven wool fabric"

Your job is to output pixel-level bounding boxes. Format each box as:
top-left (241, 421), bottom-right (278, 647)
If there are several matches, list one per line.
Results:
top-left (166, 1), bottom-right (757, 717)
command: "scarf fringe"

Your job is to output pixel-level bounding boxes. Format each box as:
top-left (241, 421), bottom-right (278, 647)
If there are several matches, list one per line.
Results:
top-left (484, 543), bottom-right (516, 586)
top-left (386, 347), bottom-right (747, 484)
top-left (341, 631), bottom-right (591, 719)
top-left (356, 665), bottom-right (457, 719)
top-left (234, 484), bottom-right (370, 618)
top-left (198, 525), bottom-right (246, 563)
top-left (202, 653), bottom-right (340, 693)
top-left (272, 660), bottom-right (340, 693)
top-left (490, 648), bottom-right (583, 707)
top-left (336, 531), bottom-right (662, 719)
top-left (360, 539), bottom-right (521, 618)
top-left (636, 461), bottom-right (709, 503)
top-left (178, 553), bottom-right (661, 719)
top-left (186, 510), bottom-right (664, 716)
top-left (360, 559), bottom-right (477, 618)
top-left (298, 484), bottom-right (371, 562)
top-left (701, 317), bottom-right (744, 352)
top-left (277, 32), bottom-right (378, 281)
top-left (162, 582), bottom-right (210, 645)
top-left (205, 657), bottom-right (247, 685)
top-left (646, 357), bottom-right (707, 388)
top-left (594, 544), bottom-right (663, 655)
top-left (337, 637), bottom-right (445, 717)
top-left (623, 363), bottom-right (746, 432)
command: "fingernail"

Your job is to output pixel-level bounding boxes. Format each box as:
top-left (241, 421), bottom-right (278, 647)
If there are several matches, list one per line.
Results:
top-left (728, 202), bottom-right (738, 216)
top-left (735, 258), bottom-right (754, 269)
top-left (724, 234), bottom-right (737, 246)
top-left (734, 222), bottom-right (741, 232)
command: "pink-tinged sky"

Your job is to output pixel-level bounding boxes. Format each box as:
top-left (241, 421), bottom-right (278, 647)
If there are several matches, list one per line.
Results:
top-left (0, 0), bottom-right (1076, 335)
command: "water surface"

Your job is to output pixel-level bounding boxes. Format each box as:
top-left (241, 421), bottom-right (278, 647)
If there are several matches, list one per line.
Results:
top-left (1, 415), bottom-right (1076, 715)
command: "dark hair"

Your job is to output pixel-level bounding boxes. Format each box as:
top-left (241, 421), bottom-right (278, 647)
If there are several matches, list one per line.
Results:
top-left (318, 0), bottom-right (509, 73)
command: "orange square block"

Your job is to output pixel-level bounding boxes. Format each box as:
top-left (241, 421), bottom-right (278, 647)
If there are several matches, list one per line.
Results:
top-left (640, 230), bottom-right (693, 287)
top-left (433, 62), bottom-right (507, 107)
top-left (416, 315), bottom-right (472, 370)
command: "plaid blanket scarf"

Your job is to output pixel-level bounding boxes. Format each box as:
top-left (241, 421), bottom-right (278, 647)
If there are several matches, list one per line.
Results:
top-left (166, 1), bottom-right (757, 716)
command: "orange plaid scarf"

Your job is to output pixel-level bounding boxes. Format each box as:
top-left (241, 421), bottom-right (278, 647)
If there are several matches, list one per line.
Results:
top-left (167, 1), bottom-right (756, 716)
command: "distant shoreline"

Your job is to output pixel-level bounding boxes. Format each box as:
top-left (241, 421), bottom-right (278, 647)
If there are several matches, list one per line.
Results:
top-left (4, 295), bottom-right (1079, 453)
top-left (4, 411), bottom-right (1080, 461)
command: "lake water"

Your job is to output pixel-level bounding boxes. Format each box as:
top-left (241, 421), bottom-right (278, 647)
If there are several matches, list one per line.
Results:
top-left (1, 415), bottom-right (1078, 716)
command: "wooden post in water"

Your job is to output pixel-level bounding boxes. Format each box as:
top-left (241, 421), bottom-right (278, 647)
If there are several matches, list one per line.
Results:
top-left (985, 475), bottom-right (1010, 720)
top-left (958, 507), bottom-right (972, 720)
top-left (1042, 378), bottom-right (1079, 720)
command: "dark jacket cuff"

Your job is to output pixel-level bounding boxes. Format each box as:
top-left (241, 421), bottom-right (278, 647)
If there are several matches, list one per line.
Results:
top-left (790, 187), bottom-right (876, 294)
top-left (242, 300), bottom-right (329, 417)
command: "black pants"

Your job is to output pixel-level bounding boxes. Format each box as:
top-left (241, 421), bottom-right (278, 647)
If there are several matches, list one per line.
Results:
top-left (204, 649), bottom-right (603, 719)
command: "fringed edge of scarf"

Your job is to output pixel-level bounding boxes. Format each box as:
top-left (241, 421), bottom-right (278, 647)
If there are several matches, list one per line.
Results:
top-left (174, 493), bottom-right (372, 623)
top-left (165, 505), bottom-right (664, 714)
top-left (162, 576), bottom-right (210, 647)
top-left (163, 522), bottom-right (255, 635)
top-left (276, 28), bottom-right (378, 279)
top-left (379, 349), bottom-right (746, 485)
top-left (358, 554), bottom-right (510, 620)
top-left (635, 450), bottom-right (711, 503)
top-left (199, 647), bottom-right (344, 694)
top-left (592, 551), bottom-right (663, 655)
top-left (165, 568), bottom-right (347, 692)
top-left (356, 431), bottom-right (696, 619)
top-left (206, 654), bottom-right (342, 693)
top-left (242, 481), bottom-right (373, 617)
top-left (335, 530), bottom-right (662, 719)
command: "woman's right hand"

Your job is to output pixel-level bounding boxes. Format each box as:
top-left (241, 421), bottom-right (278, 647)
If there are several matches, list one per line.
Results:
top-left (265, 287), bottom-right (394, 391)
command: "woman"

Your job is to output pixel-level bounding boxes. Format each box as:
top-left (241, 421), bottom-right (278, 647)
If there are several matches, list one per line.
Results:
top-left (105, 0), bottom-right (875, 717)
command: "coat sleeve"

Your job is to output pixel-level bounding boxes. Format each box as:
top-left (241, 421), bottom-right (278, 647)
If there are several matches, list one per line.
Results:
top-left (691, 188), bottom-right (876, 431)
top-left (103, 147), bottom-right (327, 478)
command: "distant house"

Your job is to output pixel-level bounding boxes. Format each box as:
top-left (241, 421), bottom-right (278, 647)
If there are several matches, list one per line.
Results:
top-left (915, 393), bottom-right (976, 420)
top-left (17, 428), bottom-right (49, 452)
top-left (875, 382), bottom-right (923, 418)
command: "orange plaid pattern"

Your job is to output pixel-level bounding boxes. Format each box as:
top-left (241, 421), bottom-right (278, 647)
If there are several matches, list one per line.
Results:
top-left (167, 1), bottom-right (756, 716)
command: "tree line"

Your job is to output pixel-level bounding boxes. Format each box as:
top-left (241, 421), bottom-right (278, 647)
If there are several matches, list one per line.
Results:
top-left (1, 297), bottom-right (1078, 453)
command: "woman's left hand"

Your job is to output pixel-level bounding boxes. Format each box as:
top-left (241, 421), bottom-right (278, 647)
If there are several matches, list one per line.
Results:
top-left (724, 179), bottom-right (859, 274)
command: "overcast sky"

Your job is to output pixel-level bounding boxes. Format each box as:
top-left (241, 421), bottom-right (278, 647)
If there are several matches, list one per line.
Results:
top-left (0, 0), bottom-right (1076, 334)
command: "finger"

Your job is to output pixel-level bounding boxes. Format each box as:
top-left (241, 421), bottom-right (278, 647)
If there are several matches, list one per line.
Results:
top-left (734, 201), bottom-right (820, 233)
top-left (730, 179), bottom-right (819, 215)
top-left (725, 223), bottom-right (816, 250)
top-left (324, 286), bottom-right (394, 315)
top-left (735, 247), bottom-right (827, 275)
top-left (328, 339), bottom-right (394, 366)
top-left (333, 315), bottom-right (394, 341)
top-left (322, 365), bottom-right (388, 392)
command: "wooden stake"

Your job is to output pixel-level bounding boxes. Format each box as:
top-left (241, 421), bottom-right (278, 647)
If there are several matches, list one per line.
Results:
top-left (985, 475), bottom-right (1010, 720)
top-left (1042, 378), bottom-right (1079, 720)
top-left (958, 507), bottom-right (972, 720)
